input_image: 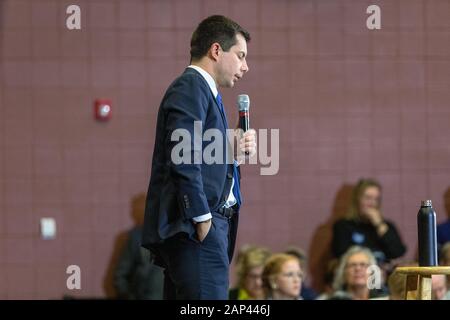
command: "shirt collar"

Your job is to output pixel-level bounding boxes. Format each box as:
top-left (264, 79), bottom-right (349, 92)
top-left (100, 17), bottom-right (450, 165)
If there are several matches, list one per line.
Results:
top-left (187, 65), bottom-right (218, 98)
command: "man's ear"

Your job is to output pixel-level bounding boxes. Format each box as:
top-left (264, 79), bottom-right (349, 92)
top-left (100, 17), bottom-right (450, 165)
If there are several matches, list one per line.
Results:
top-left (209, 42), bottom-right (221, 61)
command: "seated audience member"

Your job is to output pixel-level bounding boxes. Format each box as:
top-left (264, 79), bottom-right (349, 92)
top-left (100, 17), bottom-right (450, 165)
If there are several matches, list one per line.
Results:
top-left (332, 178), bottom-right (406, 263)
top-left (386, 270), bottom-right (407, 300)
top-left (439, 243), bottom-right (450, 288)
top-left (114, 193), bottom-right (164, 299)
top-left (437, 220), bottom-right (450, 247)
top-left (440, 242), bottom-right (450, 266)
top-left (284, 246), bottom-right (317, 300)
top-left (229, 245), bottom-right (271, 300)
top-left (315, 259), bottom-right (339, 300)
top-left (374, 261), bottom-right (421, 300)
top-left (432, 274), bottom-right (450, 300)
top-left (330, 246), bottom-right (385, 300)
top-left (262, 253), bottom-right (303, 300)
top-left (437, 189), bottom-right (450, 246)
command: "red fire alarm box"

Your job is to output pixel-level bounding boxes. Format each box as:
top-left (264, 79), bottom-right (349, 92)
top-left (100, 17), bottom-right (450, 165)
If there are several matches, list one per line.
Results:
top-left (94, 99), bottom-right (112, 121)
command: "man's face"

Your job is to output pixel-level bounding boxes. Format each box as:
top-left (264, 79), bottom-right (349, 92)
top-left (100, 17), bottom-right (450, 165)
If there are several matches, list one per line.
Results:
top-left (432, 275), bottom-right (448, 300)
top-left (215, 33), bottom-right (249, 88)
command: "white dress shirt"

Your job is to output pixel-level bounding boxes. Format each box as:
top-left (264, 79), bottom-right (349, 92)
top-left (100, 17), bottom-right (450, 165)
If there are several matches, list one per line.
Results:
top-left (187, 65), bottom-right (237, 222)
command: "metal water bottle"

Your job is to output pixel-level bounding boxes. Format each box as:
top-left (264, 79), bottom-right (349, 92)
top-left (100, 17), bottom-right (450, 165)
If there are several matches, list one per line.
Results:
top-left (417, 200), bottom-right (438, 266)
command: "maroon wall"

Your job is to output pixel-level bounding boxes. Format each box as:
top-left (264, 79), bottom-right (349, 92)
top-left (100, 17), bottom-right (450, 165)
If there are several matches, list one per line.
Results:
top-left (1, 0), bottom-right (450, 298)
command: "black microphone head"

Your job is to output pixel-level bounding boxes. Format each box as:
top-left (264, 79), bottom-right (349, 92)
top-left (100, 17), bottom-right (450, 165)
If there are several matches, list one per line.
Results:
top-left (237, 94), bottom-right (250, 112)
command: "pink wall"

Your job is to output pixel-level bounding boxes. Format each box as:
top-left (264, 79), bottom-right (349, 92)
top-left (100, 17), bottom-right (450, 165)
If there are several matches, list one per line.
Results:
top-left (1, 0), bottom-right (450, 298)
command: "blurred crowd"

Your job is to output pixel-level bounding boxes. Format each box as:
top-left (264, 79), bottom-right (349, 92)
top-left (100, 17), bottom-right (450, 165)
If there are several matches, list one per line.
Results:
top-left (113, 178), bottom-right (450, 300)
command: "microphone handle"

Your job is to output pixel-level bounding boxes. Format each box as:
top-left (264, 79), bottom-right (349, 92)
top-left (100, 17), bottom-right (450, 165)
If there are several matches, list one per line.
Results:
top-left (239, 111), bottom-right (249, 155)
top-left (239, 111), bottom-right (249, 132)
top-left (239, 117), bottom-right (249, 132)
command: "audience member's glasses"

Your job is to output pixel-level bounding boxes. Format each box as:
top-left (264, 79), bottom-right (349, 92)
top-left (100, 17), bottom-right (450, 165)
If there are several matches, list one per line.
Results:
top-left (246, 273), bottom-right (262, 280)
top-left (281, 272), bottom-right (303, 279)
top-left (346, 262), bottom-right (370, 270)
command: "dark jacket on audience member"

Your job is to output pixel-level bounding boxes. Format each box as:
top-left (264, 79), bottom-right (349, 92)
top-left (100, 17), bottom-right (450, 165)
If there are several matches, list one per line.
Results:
top-left (437, 220), bottom-right (450, 246)
top-left (332, 219), bottom-right (406, 262)
top-left (114, 226), bottom-right (164, 300)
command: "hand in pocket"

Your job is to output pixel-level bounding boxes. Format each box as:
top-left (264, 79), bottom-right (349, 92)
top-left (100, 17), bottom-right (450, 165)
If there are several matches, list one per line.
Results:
top-left (196, 219), bottom-right (212, 242)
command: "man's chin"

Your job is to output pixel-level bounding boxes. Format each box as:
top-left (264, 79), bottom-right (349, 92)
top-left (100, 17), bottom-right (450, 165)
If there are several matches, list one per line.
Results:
top-left (218, 81), bottom-right (234, 88)
top-left (226, 80), bottom-right (235, 88)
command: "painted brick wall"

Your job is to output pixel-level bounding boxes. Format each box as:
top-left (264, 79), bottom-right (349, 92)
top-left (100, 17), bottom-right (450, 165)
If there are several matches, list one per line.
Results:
top-left (1, 0), bottom-right (449, 298)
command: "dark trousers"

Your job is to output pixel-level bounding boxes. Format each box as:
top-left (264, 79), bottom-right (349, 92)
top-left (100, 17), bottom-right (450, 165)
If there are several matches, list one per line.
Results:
top-left (158, 213), bottom-right (235, 300)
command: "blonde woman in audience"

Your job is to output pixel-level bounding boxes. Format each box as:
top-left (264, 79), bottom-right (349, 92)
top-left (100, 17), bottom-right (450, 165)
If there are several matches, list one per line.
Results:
top-left (262, 253), bottom-right (303, 300)
top-left (332, 178), bottom-right (406, 263)
top-left (385, 261), bottom-right (420, 300)
top-left (330, 246), bottom-right (385, 300)
top-left (229, 245), bottom-right (271, 300)
top-left (386, 270), bottom-right (406, 300)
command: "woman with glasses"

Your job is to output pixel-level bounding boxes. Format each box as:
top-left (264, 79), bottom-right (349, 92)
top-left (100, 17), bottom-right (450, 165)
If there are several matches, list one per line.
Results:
top-left (229, 245), bottom-right (272, 300)
top-left (332, 178), bottom-right (406, 263)
top-left (330, 246), bottom-right (385, 300)
top-left (262, 253), bottom-right (303, 300)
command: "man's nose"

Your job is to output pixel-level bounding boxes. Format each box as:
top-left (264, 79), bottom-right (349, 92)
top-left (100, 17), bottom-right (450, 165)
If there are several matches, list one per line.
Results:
top-left (242, 59), bottom-right (249, 73)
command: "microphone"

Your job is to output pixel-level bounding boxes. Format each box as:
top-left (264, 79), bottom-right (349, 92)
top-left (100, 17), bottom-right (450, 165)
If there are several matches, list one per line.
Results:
top-left (237, 94), bottom-right (250, 132)
top-left (237, 94), bottom-right (250, 155)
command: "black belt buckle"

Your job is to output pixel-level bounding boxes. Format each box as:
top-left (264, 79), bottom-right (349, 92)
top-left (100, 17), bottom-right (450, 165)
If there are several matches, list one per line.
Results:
top-left (218, 206), bottom-right (235, 219)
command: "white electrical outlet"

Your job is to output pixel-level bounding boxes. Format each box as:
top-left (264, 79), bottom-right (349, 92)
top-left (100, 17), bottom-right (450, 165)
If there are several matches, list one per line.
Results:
top-left (40, 218), bottom-right (56, 240)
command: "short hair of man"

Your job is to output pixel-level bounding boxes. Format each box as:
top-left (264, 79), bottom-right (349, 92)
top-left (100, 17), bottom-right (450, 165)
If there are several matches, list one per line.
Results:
top-left (190, 15), bottom-right (251, 62)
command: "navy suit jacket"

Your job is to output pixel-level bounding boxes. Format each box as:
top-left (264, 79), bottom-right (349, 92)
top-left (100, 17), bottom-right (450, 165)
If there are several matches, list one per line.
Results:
top-left (142, 68), bottom-right (238, 252)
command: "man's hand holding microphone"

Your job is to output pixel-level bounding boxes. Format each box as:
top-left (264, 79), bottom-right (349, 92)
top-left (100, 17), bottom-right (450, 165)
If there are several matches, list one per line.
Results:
top-left (195, 94), bottom-right (256, 242)
top-left (235, 94), bottom-right (256, 163)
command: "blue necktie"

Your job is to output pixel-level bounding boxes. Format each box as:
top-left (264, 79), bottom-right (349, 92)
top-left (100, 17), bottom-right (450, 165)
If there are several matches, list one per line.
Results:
top-left (216, 93), bottom-right (242, 207)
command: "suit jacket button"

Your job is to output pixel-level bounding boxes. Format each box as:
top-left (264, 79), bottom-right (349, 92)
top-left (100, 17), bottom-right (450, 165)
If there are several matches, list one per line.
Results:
top-left (227, 173), bottom-right (233, 179)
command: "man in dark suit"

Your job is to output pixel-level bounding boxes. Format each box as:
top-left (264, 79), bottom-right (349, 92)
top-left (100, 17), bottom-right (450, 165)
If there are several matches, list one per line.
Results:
top-left (141, 15), bottom-right (256, 300)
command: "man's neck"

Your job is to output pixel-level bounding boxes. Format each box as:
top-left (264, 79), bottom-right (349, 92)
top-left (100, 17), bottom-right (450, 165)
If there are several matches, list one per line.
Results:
top-left (191, 60), bottom-right (217, 86)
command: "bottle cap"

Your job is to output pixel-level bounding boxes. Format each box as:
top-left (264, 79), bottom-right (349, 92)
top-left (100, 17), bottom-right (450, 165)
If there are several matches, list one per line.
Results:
top-left (421, 200), bottom-right (432, 207)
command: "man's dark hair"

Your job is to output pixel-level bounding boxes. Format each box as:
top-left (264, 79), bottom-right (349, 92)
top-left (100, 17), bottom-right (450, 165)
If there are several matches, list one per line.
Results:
top-left (190, 15), bottom-right (251, 61)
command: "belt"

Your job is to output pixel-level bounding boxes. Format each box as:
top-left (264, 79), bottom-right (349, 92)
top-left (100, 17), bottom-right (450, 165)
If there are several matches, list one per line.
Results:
top-left (217, 206), bottom-right (236, 219)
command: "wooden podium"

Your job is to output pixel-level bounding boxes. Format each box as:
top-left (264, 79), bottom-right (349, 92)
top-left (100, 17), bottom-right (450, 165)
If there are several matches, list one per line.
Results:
top-left (396, 266), bottom-right (450, 300)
